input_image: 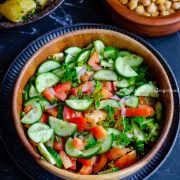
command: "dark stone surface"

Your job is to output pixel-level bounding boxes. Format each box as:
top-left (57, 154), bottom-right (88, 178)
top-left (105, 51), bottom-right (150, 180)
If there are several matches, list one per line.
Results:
top-left (0, 0), bottom-right (179, 179)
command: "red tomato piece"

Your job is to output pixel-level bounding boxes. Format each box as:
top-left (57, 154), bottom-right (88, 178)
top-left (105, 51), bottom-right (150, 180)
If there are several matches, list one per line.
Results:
top-left (78, 156), bottom-right (97, 166)
top-left (70, 157), bottom-right (77, 170)
top-left (53, 82), bottom-right (71, 101)
top-left (63, 106), bottom-right (82, 121)
top-left (99, 88), bottom-right (113, 100)
top-left (102, 82), bottom-right (113, 92)
top-left (106, 147), bottom-right (131, 161)
top-left (39, 113), bottom-right (49, 124)
top-left (46, 106), bottom-right (58, 117)
top-left (90, 126), bottom-right (107, 139)
top-left (59, 151), bottom-right (73, 169)
top-left (42, 88), bottom-right (56, 102)
top-left (72, 138), bottom-right (85, 150)
top-left (79, 165), bottom-right (93, 175)
top-left (70, 117), bottom-right (86, 132)
top-left (88, 51), bottom-right (102, 71)
top-left (53, 138), bottom-right (64, 151)
top-left (24, 105), bottom-right (32, 113)
top-left (93, 154), bottom-right (107, 173)
top-left (114, 151), bottom-right (137, 169)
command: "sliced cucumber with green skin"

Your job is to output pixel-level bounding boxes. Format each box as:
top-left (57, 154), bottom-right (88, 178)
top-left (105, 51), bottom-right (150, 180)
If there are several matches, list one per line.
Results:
top-left (124, 96), bottom-right (139, 108)
top-left (118, 50), bottom-right (132, 57)
top-left (134, 84), bottom-right (159, 98)
top-left (21, 103), bottom-right (42, 124)
top-left (65, 137), bottom-right (83, 158)
top-left (28, 123), bottom-right (53, 143)
top-left (29, 84), bottom-right (39, 97)
top-left (37, 60), bottom-right (61, 73)
top-left (132, 122), bottom-right (145, 141)
top-left (23, 83), bottom-right (30, 101)
top-left (123, 54), bottom-right (143, 68)
top-left (37, 143), bottom-right (56, 165)
top-left (98, 133), bottom-right (113, 154)
top-left (76, 50), bottom-right (90, 64)
top-left (155, 101), bottom-right (163, 121)
top-left (49, 116), bottom-right (77, 137)
top-left (64, 47), bottom-right (82, 57)
top-left (90, 47), bottom-right (95, 56)
top-left (84, 133), bottom-right (96, 150)
top-left (81, 144), bottom-right (101, 159)
top-left (58, 102), bottom-right (64, 119)
top-left (35, 72), bottom-right (59, 93)
top-left (84, 42), bottom-right (94, 50)
top-left (116, 79), bottom-right (130, 88)
top-left (116, 86), bottom-right (135, 97)
top-left (96, 100), bottom-right (120, 110)
top-left (115, 57), bottom-right (138, 78)
top-left (24, 96), bottom-right (42, 106)
top-left (98, 167), bottom-right (119, 175)
top-left (100, 60), bottom-right (113, 68)
top-left (40, 99), bottom-right (52, 109)
top-left (52, 68), bottom-right (66, 78)
top-left (46, 146), bottom-right (63, 168)
top-left (93, 70), bottom-right (118, 81)
top-left (64, 54), bottom-right (74, 64)
top-left (104, 46), bottom-right (118, 59)
top-left (65, 99), bottom-right (93, 111)
top-left (93, 40), bottom-right (105, 55)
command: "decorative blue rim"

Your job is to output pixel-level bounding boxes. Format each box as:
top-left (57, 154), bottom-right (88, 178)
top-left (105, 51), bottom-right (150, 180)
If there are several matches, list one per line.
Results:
top-left (0, 24), bottom-right (179, 180)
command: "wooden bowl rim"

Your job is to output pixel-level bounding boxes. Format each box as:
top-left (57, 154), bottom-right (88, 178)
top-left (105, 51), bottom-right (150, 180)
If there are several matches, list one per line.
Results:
top-left (106, 0), bottom-right (180, 26)
top-left (12, 29), bottom-right (174, 179)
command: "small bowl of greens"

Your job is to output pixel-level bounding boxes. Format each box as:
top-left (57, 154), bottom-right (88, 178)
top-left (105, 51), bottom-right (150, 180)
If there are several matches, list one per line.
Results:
top-left (12, 29), bottom-right (174, 179)
top-left (0, 0), bottom-right (64, 28)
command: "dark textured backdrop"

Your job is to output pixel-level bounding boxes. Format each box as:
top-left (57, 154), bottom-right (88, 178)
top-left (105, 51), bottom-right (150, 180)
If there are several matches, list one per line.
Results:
top-left (0, 0), bottom-right (180, 179)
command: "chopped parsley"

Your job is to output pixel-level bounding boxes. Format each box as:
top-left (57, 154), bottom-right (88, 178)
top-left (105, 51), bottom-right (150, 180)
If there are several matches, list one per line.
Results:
top-left (61, 67), bottom-right (78, 83)
top-left (114, 132), bottom-right (131, 147)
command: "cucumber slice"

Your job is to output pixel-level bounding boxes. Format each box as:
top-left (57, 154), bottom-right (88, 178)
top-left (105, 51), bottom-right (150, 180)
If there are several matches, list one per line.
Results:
top-left (24, 96), bottom-right (42, 106)
top-left (76, 50), bottom-right (90, 65)
top-left (98, 167), bottom-right (119, 174)
top-left (27, 123), bottom-right (53, 143)
top-left (35, 72), bottom-right (59, 93)
top-left (84, 43), bottom-right (93, 50)
top-left (155, 101), bottom-right (163, 121)
top-left (123, 54), bottom-right (143, 68)
top-left (124, 96), bottom-right (139, 107)
top-left (134, 84), bottom-right (159, 97)
top-left (132, 122), bottom-right (145, 141)
top-left (52, 68), bottom-right (66, 78)
top-left (90, 47), bottom-right (95, 56)
top-left (65, 137), bottom-right (83, 158)
top-left (96, 100), bottom-right (120, 110)
top-left (21, 103), bottom-right (42, 124)
top-left (37, 60), bottom-right (61, 73)
top-left (65, 99), bottom-right (93, 111)
top-left (64, 54), bottom-right (74, 64)
top-left (100, 60), bottom-right (113, 68)
top-left (93, 40), bottom-right (105, 55)
top-left (116, 86), bottom-right (135, 97)
top-left (98, 133), bottom-right (113, 154)
top-left (118, 50), bottom-right (132, 57)
top-left (84, 133), bottom-right (96, 150)
top-left (49, 116), bottom-right (77, 137)
top-left (82, 144), bottom-right (101, 159)
top-left (116, 79), bottom-right (130, 88)
top-left (65, 47), bottom-right (82, 57)
top-left (104, 46), bottom-right (118, 59)
top-left (23, 83), bottom-right (30, 101)
top-left (93, 70), bottom-right (118, 81)
top-left (29, 84), bottom-right (39, 97)
top-left (57, 102), bottom-right (64, 119)
top-left (40, 99), bottom-right (52, 109)
top-left (37, 143), bottom-right (56, 165)
top-left (46, 146), bottom-right (63, 168)
top-left (115, 57), bottom-right (138, 78)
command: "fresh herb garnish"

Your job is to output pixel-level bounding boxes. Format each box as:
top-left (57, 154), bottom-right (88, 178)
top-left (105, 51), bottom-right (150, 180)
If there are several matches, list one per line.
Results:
top-left (61, 67), bottom-right (78, 83)
top-left (114, 132), bottom-right (131, 147)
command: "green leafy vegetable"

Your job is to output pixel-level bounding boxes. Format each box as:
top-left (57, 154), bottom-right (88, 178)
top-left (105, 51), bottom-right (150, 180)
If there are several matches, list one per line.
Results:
top-left (92, 81), bottom-right (102, 95)
top-left (114, 132), bottom-right (131, 147)
top-left (61, 67), bottom-right (77, 83)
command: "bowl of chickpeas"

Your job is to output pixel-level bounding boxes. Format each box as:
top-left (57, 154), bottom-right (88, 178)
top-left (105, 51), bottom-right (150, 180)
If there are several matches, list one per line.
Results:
top-left (103, 0), bottom-right (180, 37)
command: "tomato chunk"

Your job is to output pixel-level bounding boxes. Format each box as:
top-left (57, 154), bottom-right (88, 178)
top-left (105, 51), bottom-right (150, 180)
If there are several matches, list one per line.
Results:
top-left (24, 105), bottom-right (32, 113)
top-left (53, 138), bottom-right (64, 151)
top-left (88, 51), bottom-right (102, 71)
top-left (79, 165), bottom-right (93, 175)
top-left (93, 154), bottom-right (107, 173)
top-left (53, 82), bottom-right (71, 101)
top-left (90, 126), bottom-right (107, 139)
top-left (106, 148), bottom-right (131, 161)
top-left (63, 106), bottom-right (82, 121)
top-left (70, 157), bottom-right (77, 170)
top-left (59, 151), bottom-right (72, 169)
top-left (78, 156), bottom-right (97, 166)
top-left (102, 82), bottom-right (113, 92)
top-left (99, 88), bottom-right (113, 100)
top-left (46, 106), bottom-right (58, 117)
top-left (72, 138), bottom-right (85, 150)
top-left (43, 88), bottom-right (56, 102)
top-left (70, 117), bottom-right (86, 132)
top-left (114, 151), bottom-right (137, 169)
top-left (39, 113), bottom-right (48, 124)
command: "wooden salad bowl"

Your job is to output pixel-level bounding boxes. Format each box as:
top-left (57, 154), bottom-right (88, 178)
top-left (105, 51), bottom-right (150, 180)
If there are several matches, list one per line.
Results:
top-left (104, 0), bottom-right (180, 37)
top-left (12, 29), bottom-right (174, 179)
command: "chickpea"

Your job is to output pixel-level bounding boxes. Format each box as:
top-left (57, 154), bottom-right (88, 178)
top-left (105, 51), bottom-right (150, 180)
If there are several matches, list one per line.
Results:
top-left (152, 11), bottom-right (160, 16)
top-left (129, 0), bottom-right (138, 10)
top-left (135, 5), bottom-right (145, 14)
top-left (164, 1), bottom-right (172, 10)
top-left (141, 0), bottom-right (151, 6)
top-left (143, 12), bottom-right (151, 16)
top-left (172, 2), bottom-right (180, 10)
top-left (147, 3), bottom-right (157, 14)
top-left (172, 0), bottom-right (179, 2)
top-left (120, 0), bottom-right (129, 5)
top-left (160, 11), bottom-right (170, 16)
top-left (156, 0), bottom-right (165, 4)
top-left (169, 8), bottom-right (175, 14)
top-left (151, 0), bottom-right (156, 3)
top-left (158, 4), bottom-right (166, 11)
